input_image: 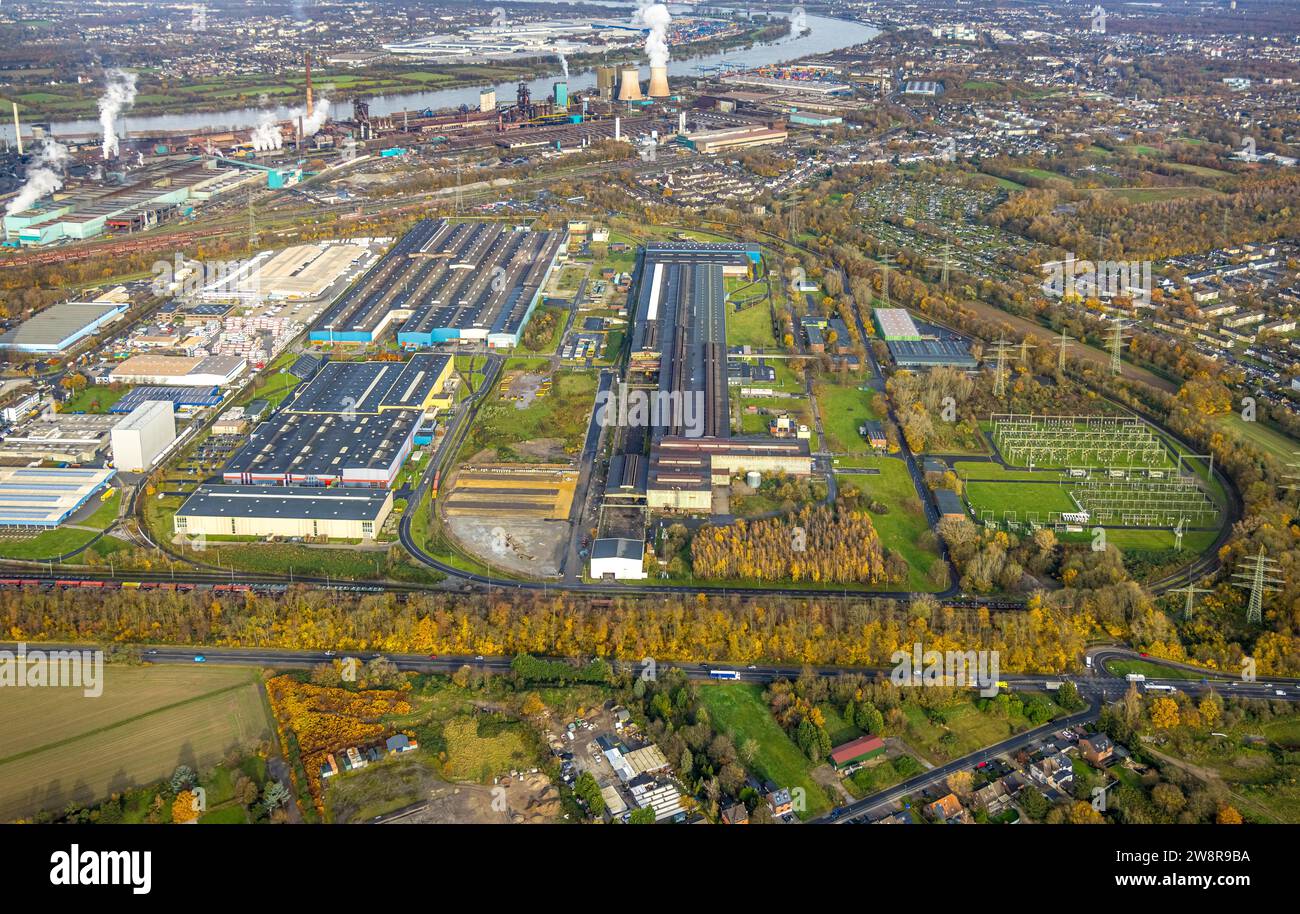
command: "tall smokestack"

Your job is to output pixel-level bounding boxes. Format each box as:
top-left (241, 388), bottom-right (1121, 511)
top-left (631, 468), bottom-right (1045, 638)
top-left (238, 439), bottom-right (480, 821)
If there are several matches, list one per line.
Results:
top-left (305, 50), bottom-right (314, 119)
top-left (648, 66), bottom-right (670, 98)
top-left (12, 103), bottom-right (21, 156)
top-left (677, 110), bottom-right (686, 135)
top-left (617, 67), bottom-right (643, 102)
top-left (614, 117), bottom-right (621, 142)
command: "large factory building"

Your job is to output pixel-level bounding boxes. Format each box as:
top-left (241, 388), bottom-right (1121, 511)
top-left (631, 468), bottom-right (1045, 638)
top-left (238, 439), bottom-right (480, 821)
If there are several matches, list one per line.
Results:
top-left (220, 354), bottom-right (451, 488)
top-left (309, 219), bottom-right (564, 349)
top-left (591, 242), bottom-right (812, 576)
top-left (174, 486), bottom-right (393, 541)
top-left (0, 300), bottom-right (129, 354)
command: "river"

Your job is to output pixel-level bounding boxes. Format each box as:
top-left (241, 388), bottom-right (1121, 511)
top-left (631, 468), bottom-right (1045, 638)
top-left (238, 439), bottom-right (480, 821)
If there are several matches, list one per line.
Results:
top-left (3, 8), bottom-right (878, 142)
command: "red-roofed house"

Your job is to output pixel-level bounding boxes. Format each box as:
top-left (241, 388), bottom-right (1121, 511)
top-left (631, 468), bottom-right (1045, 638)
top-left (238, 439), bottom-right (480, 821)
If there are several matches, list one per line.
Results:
top-left (830, 735), bottom-right (885, 770)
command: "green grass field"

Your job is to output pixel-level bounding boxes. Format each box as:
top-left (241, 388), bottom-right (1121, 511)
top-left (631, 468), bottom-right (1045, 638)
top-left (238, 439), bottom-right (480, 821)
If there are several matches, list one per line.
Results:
top-left (1217, 413), bottom-right (1299, 466)
top-left (1101, 186), bottom-right (1220, 204)
top-left (58, 386), bottom-right (130, 414)
top-left (466, 369), bottom-right (597, 459)
top-left (836, 458), bottom-right (942, 591)
top-left (953, 461), bottom-right (1060, 482)
top-left (697, 683), bottom-right (830, 820)
top-left (965, 480), bottom-right (1080, 518)
top-left (815, 381), bottom-right (881, 455)
top-left (727, 303), bottom-right (778, 349)
top-left (1101, 659), bottom-right (1208, 681)
top-left (0, 665), bottom-right (270, 822)
top-left (0, 489), bottom-right (120, 561)
top-left (901, 698), bottom-right (1063, 764)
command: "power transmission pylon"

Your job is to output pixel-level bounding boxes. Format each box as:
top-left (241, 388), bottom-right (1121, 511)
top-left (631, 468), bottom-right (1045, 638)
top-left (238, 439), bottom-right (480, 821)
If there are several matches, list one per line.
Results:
top-left (1284, 451), bottom-right (1300, 494)
top-left (1018, 338), bottom-right (1037, 366)
top-left (991, 337), bottom-right (1015, 398)
top-left (927, 238), bottom-right (955, 289)
top-left (1169, 578), bottom-right (1211, 621)
top-left (1054, 332), bottom-right (1073, 374)
top-left (1109, 317), bottom-right (1128, 376)
top-left (1231, 546), bottom-right (1282, 625)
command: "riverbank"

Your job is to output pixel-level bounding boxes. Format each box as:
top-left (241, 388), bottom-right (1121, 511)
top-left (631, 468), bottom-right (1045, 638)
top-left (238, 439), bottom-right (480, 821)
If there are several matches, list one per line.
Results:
top-left (1, 24), bottom-right (786, 127)
top-left (0, 14), bottom-right (879, 141)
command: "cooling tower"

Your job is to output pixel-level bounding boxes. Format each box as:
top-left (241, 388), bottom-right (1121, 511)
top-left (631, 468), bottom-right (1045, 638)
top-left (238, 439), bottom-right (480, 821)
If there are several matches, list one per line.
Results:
top-left (617, 67), bottom-right (643, 102)
top-left (553, 81), bottom-right (569, 110)
top-left (647, 66), bottom-right (670, 98)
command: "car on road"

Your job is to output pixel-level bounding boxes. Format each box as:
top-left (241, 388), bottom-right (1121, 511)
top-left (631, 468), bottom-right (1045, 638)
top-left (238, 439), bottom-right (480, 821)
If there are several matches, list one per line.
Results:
top-left (193, 655), bottom-right (206, 663)
top-left (429, 653), bottom-right (438, 659)
top-left (474, 655), bottom-right (484, 661)
top-left (147, 649), bottom-right (158, 655)
top-left (324, 650), bottom-right (336, 657)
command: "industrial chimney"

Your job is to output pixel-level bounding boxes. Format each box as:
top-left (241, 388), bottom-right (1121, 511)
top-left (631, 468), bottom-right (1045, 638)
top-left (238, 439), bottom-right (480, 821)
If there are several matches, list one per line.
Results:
top-left (11, 102), bottom-right (22, 155)
top-left (617, 67), bottom-right (643, 102)
top-left (647, 66), bottom-right (670, 98)
top-left (305, 50), bottom-right (314, 118)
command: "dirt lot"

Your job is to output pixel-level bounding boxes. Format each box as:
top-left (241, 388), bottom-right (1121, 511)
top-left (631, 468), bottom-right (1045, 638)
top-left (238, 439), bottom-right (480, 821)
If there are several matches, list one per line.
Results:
top-left (383, 772), bottom-right (562, 824)
top-left (445, 514), bottom-right (568, 577)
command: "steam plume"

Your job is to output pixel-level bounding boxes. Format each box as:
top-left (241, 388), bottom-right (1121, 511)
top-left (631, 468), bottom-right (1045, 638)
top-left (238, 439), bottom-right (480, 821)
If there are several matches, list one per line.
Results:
top-left (558, 53), bottom-right (569, 78)
top-left (6, 139), bottom-right (69, 216)
top-left (635, 2), bottom-right (672, 68)
top-left (98, 68), bottom-right (138, 160)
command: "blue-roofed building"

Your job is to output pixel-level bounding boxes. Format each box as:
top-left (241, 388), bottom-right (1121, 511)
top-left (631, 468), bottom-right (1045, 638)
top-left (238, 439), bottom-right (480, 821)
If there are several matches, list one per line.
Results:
top-left (0, 466), bottom-right (116, 528)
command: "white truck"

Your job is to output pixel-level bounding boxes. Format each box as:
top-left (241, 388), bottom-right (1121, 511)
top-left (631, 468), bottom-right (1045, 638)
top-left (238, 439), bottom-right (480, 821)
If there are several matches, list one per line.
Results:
top-left (1125, 673), bottom-right (1146, 682)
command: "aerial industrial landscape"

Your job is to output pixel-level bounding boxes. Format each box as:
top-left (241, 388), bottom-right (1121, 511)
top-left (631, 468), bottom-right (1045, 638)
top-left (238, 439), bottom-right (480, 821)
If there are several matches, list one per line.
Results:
top-left (0, 0), bottom-right (1297, 877)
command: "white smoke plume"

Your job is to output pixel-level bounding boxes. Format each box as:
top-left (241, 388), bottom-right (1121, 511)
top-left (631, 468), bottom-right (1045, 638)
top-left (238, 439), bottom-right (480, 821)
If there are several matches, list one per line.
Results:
top-left (300, 93), bottom-right (329, 138)
top-left (6, 139), bottom-right (70, 216)
top-left (250, 111), bottom-right (284, 152)
top-left (635, 2), bottom-right (672, 68)
top-left (558, 53), bottom-right (569, 78)
top-left (249, 93), bottom-right (329, 152)
top-left (98, 68), bottom-right (138, 160)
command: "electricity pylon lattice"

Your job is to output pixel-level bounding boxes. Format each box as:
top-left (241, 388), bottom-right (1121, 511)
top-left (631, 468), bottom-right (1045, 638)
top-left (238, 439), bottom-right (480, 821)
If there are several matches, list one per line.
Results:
top-left (1169, 579), bottom-right (1211, 621)
top-left (1109, 317), bottom-right (1128, 376)
top-left (1231, 547), bottom-right (1282, 625)
top-left (1054, 332), bottom-right (1073, 373)
top-left (927, 239), bottom-right (956, 289)
top-left (1284, 451), bottom-right (1300, 493)
top-left (991, 337), bottom-right (1016, 398)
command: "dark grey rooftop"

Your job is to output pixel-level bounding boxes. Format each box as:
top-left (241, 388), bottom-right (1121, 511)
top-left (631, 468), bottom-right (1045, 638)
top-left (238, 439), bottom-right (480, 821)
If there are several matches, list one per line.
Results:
top-left (176, 484), bottom-right (389, 521)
